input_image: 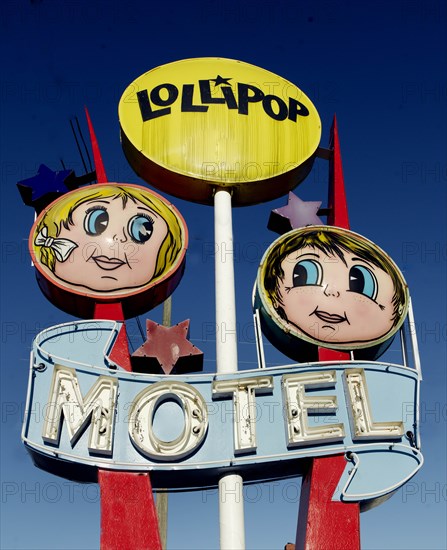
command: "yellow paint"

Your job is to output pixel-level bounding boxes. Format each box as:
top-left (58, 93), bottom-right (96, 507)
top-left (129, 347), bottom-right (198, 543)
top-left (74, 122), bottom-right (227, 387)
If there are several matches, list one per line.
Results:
top-left (119, 58), bottom-right (321, 205)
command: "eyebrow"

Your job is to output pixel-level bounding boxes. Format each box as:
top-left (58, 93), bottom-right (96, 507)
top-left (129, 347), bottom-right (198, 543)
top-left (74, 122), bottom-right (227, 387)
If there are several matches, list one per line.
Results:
top-left (86, 200), bottom-right (110, 205)
top-left (296, 252), bottom-right (320, 258)
top-left (351, 257), bottom-right (375, 269)
top-left (285, 251), bottom-right (320, 264)
top-left (137, 206), bottom-right (158, 216)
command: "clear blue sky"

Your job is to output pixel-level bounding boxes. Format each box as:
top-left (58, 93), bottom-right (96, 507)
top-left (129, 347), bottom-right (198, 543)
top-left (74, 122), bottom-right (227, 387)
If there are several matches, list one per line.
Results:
top-left (1, 1), bottom-right (446, 549)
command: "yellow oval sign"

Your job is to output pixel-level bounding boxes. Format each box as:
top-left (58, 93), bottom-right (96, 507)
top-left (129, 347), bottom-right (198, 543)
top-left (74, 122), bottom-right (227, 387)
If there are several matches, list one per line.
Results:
top-left (119, 58), bottom-right (321, 206)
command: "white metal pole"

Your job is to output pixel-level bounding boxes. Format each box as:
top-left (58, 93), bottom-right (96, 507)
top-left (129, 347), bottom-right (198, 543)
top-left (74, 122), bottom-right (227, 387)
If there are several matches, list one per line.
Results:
top-left (155, 296), bottom-right (172, 550)
top-left (214, 188), bottom-right (245, 550)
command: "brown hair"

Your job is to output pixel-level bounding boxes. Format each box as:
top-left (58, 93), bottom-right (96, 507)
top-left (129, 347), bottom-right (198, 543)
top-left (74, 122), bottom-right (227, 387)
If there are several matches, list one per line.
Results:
top-left (262, 228), bottom-right (407, 326)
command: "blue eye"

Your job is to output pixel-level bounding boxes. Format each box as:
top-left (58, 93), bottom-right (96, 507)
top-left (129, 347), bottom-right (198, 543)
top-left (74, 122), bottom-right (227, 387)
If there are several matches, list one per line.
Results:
top-left (84, 207), bottom-right (109, 236)
top-left (128, 215), bottom-right (154, 244)
top-left (293, 259), bottom-right (322, 287)
top-left (349, 265), bottom-right (377, 300)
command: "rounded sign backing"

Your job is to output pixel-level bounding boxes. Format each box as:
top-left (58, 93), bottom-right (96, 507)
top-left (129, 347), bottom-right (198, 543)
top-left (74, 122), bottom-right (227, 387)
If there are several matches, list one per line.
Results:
top-left (119, 58), bottom-right (321, 206)
top-left (30, 184), bottom-right (188, 319)
top-left (255, 226), bottom-right (409, 360)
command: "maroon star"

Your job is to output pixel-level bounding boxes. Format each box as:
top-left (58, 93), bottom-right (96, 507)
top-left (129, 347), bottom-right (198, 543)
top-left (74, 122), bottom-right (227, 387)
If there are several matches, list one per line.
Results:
top-left (131, 319), bottom-right (203, 375)
top-left (268, 192), bottom-right (324, 234)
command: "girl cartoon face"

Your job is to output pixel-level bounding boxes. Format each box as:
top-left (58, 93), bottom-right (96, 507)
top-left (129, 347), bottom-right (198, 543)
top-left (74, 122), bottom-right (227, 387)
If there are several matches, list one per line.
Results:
top-left (31, 184), bottom-right (187, 299)
top-left (259, 227), bottom-right (408, 350)
top-left (54, 195), bottom-right (168, 292)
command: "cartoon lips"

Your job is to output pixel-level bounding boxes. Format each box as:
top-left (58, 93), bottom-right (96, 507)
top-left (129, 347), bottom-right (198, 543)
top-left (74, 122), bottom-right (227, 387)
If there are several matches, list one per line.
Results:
top-left (92, 256), bottom-right (126, 270)
top-left (312, 308), bottom-right (349, 324)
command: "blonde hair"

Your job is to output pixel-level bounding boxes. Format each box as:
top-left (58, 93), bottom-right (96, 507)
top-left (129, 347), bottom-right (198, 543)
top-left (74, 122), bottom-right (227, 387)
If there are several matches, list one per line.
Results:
top-left (34, 185), bottom-right (185, 283)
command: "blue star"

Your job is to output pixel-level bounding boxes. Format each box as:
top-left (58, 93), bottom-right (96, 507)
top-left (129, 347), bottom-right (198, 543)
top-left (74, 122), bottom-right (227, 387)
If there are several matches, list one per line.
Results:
top-left (17, 164), bottom-right (73, 212)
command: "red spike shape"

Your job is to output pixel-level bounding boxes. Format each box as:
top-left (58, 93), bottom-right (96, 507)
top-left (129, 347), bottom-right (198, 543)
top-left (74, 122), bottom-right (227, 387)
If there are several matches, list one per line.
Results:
top-left (295, 116), bottom-right (360, 550)
top-left (327, 115), bottom-right (350, 229)
top-left (85, 106), bottom-right (108, 183)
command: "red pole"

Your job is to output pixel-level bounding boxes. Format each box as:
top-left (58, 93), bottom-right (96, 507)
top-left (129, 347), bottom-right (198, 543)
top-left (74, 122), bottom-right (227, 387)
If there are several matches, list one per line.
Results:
top-left (295, 116), bottom-right (360, 550)
top-left (95, 302), bottom-right (162, 550)
top-left (99, 470), bottom-right (162, 550)
top-left (82, 113), bottom-right (161, 549)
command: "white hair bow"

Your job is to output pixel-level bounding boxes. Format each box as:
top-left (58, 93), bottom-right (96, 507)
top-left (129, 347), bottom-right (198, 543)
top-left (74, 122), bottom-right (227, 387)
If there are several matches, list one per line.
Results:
top-left (35, 227), bottom-right (78, 262)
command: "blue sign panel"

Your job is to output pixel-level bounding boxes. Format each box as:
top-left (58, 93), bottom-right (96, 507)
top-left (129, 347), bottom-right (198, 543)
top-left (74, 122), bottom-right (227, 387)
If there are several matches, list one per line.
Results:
top-left (22, 321), bottom-right (423, 506)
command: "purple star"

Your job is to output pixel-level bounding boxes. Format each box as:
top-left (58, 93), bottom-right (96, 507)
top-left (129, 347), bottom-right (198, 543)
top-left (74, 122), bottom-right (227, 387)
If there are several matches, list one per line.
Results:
top-left (268, 192), bottom-right (324, 234)
top-left (17, 164), bottom-right (73, 213)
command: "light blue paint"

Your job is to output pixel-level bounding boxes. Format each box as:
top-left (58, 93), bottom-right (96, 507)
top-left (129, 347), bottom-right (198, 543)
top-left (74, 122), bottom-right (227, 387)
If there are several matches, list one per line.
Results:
top-left (23, 322), bottom-right (423, 505)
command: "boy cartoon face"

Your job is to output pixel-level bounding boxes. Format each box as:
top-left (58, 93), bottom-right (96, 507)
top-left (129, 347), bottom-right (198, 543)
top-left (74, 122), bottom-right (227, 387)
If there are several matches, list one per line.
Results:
top-left (54, 196), bottom-right (168, 292)
top-left (259, 227), bottom-right (408, 350)
top-left (276, 245), bottom-right (396, 345)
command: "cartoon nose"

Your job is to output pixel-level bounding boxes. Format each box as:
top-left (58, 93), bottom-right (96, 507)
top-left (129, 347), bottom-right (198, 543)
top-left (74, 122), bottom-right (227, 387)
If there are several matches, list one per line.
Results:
top-left (323, 283), bottom-right (340, 297)
top-left (113, 230), bottom-right (127, 243)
